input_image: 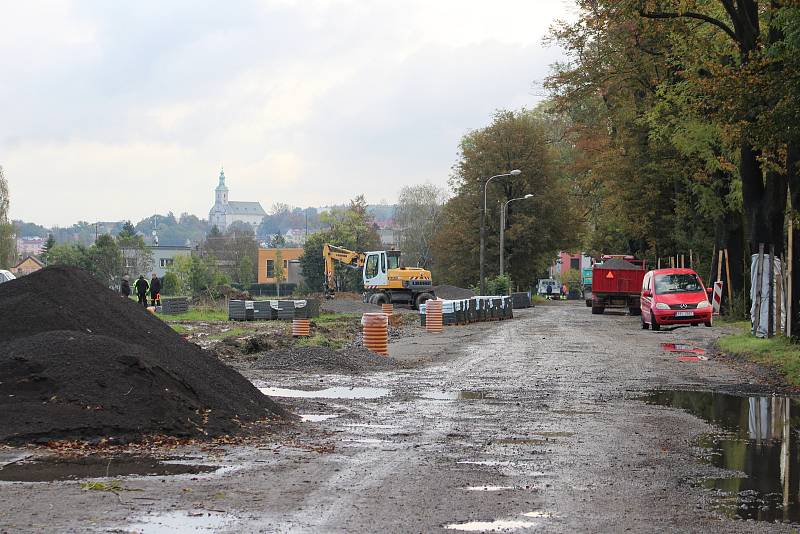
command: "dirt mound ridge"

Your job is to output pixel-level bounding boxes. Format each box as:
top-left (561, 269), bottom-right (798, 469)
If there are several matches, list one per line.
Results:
top-left (0, 267), bottom-right (289, 444)
top-left (433, 285), bottom-right (475, 300)
top-left (254, 346), bottom-right (398, 373)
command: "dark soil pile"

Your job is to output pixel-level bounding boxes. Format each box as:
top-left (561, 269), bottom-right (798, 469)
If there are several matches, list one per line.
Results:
top-left (0, 267), bottom-right (290, 444)
top-left (432, 285), bottom-right (475, 299)
top-left (599, 258), bottom-right (640, 270)
top-left (254, 346), bottom-right (398, 373)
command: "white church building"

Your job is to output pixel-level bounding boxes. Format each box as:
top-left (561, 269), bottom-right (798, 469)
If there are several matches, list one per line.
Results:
top-left (208, 169), bottom-right (267, 232)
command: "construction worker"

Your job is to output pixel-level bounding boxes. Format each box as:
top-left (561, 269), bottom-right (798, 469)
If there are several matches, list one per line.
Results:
top-left (120, 275), bottom-right (131, 298)
top-left (134, 275), bottom-right (149, 307)
top-left (149, 273), bottom-right (161, 307)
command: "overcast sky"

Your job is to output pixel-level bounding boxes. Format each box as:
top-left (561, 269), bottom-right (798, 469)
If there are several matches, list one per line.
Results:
top-left (1, 0), bottom-right (575, 227)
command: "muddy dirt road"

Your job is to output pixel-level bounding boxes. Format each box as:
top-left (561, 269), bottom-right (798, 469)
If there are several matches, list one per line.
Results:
top-left (1, 303), bottom-right (793, 532)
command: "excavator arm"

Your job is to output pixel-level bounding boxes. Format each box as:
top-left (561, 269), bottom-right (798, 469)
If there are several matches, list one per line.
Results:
top-left (322, 244), bottom-right (365, 298)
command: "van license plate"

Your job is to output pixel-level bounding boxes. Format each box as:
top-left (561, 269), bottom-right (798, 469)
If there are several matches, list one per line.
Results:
top-left (675, 311), bottom-right (694, 317)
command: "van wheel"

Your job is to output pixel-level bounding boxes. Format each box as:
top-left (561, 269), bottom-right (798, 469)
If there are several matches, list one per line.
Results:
top-left (651, 309), bottom-right (661, 331)
top-left (704, 320), bottom-right (712, 327)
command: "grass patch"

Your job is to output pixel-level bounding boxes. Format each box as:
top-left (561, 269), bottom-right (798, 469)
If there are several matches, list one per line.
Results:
top-left (315, 312), bottom-right (359, 324)
top-left (209, 327), bottom-right (249, 340)
top-left (295, 333), bottom-right (343, 350)
top-left (160, 309), bottom-right (228, 322)
top-left (170, 324), bottom-right (189, 334)
top-left (717, 323), bottom-right (800, 386)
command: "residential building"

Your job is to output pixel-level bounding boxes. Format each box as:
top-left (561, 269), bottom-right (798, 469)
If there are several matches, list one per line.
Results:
top-left (550, 251), bottom-right (593, 279)
top-left (208, 168), bottom-right (267, 232)
top-left (150, 245), bottom-right (193, 278)
top-left (258, 247), bottom-right (304, 284)
top-left (283, 229), bottom-right (306, 246)
top-left (16, 236), bottom-right (45, 257)
top-left (12, 256), bottom-right (44, 276)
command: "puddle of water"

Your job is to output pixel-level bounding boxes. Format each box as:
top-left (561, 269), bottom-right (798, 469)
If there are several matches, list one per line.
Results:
top-left (644, 390), bottom-right (800, 522)
top-left (444, 519), bottom-right (538, 531)
top-left (257, 386), bottom-right (390, 399)
top-left (0, 455), bottom-right (219, 482)
top-left (421, 390), bottom-right (491, 400)
top-left (299, 414), bottom-right (340, 422)
top-left (124, 511), bottom-right (234, 533)
top-left (464, 485), bottom-right (516, 491)
top-left (494, 438), bottom-right (547, 446)
top-left (341, 438), bottom-right (389, 444)
top-left (660, 343), bottom-right (706, 355)
top-left (457, 460), bottom-right (513, 467)
top-left (342, 423), bottom-right (399, 429)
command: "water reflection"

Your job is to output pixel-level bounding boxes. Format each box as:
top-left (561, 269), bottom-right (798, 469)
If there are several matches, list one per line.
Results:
top-left (644, 390), bottom-right (798, 523)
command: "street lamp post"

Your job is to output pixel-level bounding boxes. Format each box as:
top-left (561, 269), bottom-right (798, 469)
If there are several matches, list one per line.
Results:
top-left (500, 194), bottom-right (533, 276)
top-left (480, 169), bottom-right (521, 294)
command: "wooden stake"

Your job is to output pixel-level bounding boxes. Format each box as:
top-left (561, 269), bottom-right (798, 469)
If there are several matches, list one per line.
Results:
top-left (681, 254), bottom-right (685, 268)
top-left (724, 248), bottom-right (733, 315)
top-left (777, 255), bottom-right (783, 335)
top-left (769, 245), bottom-right (775, 338)
top-left (657, 257), bottom-right (661, 269)
top-left (670, 256), bottom-right (675, 268)
top-left (789, 222), bottom-right (794, 338)
top-left (717, 249), bottom-right (724, 282)
top-left (689, 249), bottom-right (693, 269)
top-left (754, 244), bottom-right (765, 335)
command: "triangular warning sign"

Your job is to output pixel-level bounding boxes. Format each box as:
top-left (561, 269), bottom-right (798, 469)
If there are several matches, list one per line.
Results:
top-left (606, 271), bottom-right (614, 279)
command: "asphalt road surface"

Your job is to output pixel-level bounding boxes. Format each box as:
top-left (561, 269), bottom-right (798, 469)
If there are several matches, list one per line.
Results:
top-left (0, 302), bottom-right (791, 533)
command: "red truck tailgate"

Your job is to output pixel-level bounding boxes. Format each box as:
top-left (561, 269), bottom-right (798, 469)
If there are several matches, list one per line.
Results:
top-left (592, 267), bottom-right (645, 295)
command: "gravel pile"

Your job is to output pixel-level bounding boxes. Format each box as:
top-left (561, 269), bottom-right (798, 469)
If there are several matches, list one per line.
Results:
top-left (599, 258), bottom-right (640, 270)
top-left (254, 346), bottom-right (398, 373)
top-left (0, 267), bottom-right (289, 444)
top-left (432, 285), bottom-right (475, 299)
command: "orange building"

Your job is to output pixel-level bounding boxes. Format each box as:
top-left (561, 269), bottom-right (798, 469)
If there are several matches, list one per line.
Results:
top-left (257, 247), bottom-right (304, 284)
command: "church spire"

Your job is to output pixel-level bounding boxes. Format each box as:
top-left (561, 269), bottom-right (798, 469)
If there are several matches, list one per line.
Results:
top-left (216, 166), bottom-right (228, 192)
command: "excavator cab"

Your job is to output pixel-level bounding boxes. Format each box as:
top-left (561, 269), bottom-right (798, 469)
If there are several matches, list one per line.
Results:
top-left (363, 251), bottom-right (388, 287)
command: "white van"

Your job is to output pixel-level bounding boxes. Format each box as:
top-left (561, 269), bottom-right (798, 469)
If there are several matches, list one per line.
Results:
top-left (0, 270), bottom-right (16, 284)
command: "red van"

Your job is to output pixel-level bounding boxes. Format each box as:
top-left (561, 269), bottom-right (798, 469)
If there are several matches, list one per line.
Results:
top-left (640, 268), bottom-right (713, 330)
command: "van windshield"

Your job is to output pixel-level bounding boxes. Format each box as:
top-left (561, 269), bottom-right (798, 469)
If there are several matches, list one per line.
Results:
top-left (654, 273), bottom-right (703, 295)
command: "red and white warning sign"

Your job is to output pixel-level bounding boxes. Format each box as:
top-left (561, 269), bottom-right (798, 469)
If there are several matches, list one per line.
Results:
top-left (712, 281), bottom-right (723, 315)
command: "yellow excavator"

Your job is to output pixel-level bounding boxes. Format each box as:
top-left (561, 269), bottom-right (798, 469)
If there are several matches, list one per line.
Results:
top-left (322, 244), bottom-right (435, 309)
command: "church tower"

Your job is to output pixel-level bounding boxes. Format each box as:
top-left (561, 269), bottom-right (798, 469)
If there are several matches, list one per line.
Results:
top-left (215, 168), bottom-right (229, 206)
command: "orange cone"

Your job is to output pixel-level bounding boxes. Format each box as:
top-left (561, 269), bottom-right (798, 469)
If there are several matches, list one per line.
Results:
top-left (362, 312), bottom-right (389, 355)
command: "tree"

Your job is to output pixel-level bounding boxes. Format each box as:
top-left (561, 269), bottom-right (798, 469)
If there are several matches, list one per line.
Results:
top-left (237, 255), bottom-right (254, 287)
top-left (432, 109), bottom-right (579, 289)
top-left (161, 272), bottom-right (180, 296)
top-left (299, 196), bottom-right (382, 293)
top-left (118, 221), bottom-right (137, 240)
top-left (274, 248), bottom-right (285, 296)
top-left (394, 183), bottom-right (449, 269)
top-left (167, 254), bottom-right (193, 295)
top-left (0, 166), bottom-right (15, 269)
top-left (90, 234), bottom-right (122, 287)
top-left (41, 234), bottom-right (56, 265)
top-left (48, 244), bottom-right (93, 272)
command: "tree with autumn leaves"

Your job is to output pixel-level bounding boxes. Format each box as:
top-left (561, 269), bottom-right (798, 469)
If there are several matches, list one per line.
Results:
top-left (542, 1), bottom-right (800, 327)
top-left (432, 109), bottom-right (580, 290)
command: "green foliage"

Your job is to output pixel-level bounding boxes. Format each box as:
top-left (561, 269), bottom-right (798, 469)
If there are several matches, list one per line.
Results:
top-left (161, 308), bottom-right (228, 322)
top-left (300, 196), bottom-right (382, 293)
top-left (161, 271), bottom-right (180, 296)
top-left (167, 254), bottom-right (193, 295)
top-left (395, 183), bottom-right (448, 269)
top-left (91, 234), bottom-right (122, 287)
top-left (0, 166), bottom-right (14, 269)
top-left (432, 108), bottom-right (579, 289)
top-left (41, 234), bottom-right (56, 265)
top-left (486, 274), bottom-right (513, 296)
top-left (237, 255), bottom-right (254, 287)
top-left (557, 269), bottom-right (582, 291)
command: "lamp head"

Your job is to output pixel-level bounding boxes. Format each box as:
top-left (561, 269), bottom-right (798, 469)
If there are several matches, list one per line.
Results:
top-left (524, 194), bottom-right (533, 198)
top-left (509, 169), bottom-right (522, 176)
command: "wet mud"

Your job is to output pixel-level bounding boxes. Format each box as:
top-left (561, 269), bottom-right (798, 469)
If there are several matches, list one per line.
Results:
top-left (1, 304), bottom-right (796, 533)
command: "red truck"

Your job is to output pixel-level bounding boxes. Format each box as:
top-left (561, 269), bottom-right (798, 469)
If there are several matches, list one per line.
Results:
top-left (590, 255), bottom-right (646, 316)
